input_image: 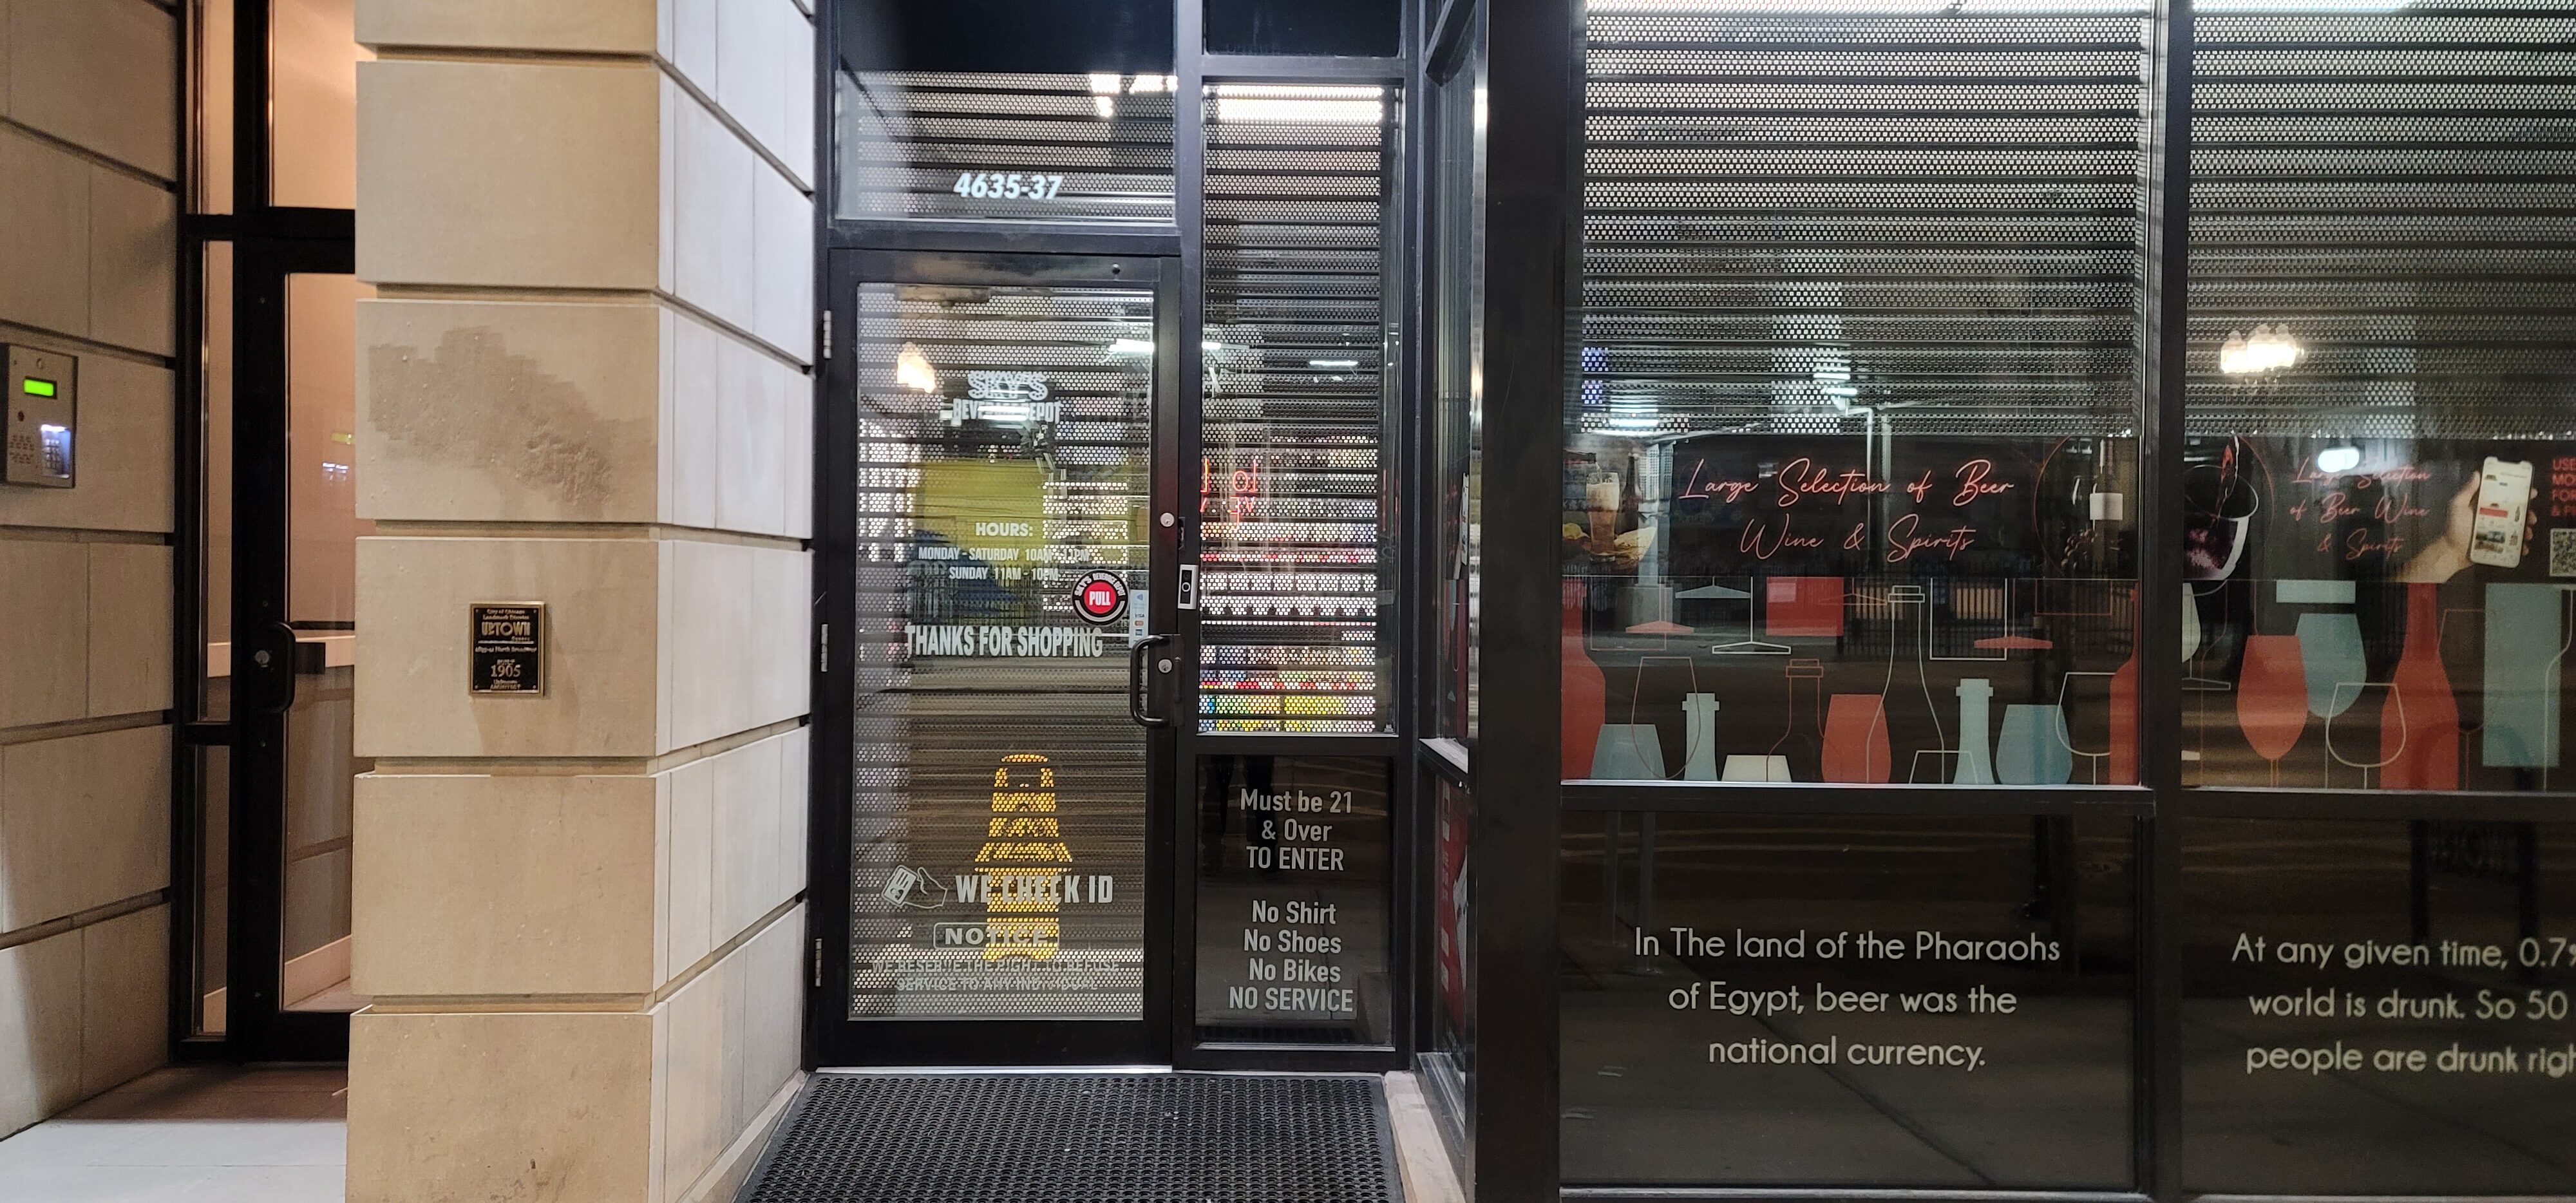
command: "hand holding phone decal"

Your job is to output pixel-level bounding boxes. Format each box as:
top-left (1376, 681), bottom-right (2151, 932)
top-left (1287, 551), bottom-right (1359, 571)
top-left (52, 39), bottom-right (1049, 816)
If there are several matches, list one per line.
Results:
top-left (2401, 457), bottom-right (2540, 582)
top-left (2468, 457), bottom-right (2537, 568)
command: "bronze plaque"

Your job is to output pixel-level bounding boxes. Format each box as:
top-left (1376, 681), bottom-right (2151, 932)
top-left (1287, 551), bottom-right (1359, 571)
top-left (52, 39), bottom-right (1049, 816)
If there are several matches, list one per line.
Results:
top-left (469, 602), bottom-right (547, 695)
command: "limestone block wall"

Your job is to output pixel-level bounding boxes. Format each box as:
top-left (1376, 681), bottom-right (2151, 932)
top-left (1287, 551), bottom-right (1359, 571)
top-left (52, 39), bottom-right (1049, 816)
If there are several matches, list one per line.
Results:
top-left (0, 0), bottom-right (182, 1139)
top-left (346, 1), bottom-right (816, 1199)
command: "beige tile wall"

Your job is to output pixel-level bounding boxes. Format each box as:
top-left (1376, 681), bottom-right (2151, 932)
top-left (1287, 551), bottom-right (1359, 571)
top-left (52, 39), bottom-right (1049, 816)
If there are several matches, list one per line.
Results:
top-left (0, 0), bottom-right (179, 1142)
top-left (349, 0), bottom-right (815, 1197)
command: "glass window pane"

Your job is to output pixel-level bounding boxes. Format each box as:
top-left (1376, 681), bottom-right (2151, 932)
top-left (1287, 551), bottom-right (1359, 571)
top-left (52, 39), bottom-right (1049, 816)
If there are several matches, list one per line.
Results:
top-left (1199, 83), bottom-right (1401, 734)
top-left (1425, 773), bottom-right (1474, 1142)
top-left (271, 0), bottom-right (368, 209)
top-left (1561, 812), bottom-right (2137, 1188)
top-left (193, 745), bottom-right (231, 1036)
top-left (2181, 3), bottom-right (2576, 793)
top-left (847, 279), bottom-right (1157, 1019)
top-left (194, 0), bottom-right (235, 214)
top-left (201, 242), bottom-right (235, 719)
top-left (279, 273), bottom-right (372, 1014)
top-left (1567, 0), bottom-right (2151, 785)
top-left (1432, 14), bottom-right (1486, 741)
top-left (837, 71), bottom-right (1178, 225)
top-left (1206, 0), bottom-right (1401, 58)
top-left (846, 0), bottom-right (1174, 75)
top-left (2182, 819), bottom-right (2576, 1193)
top-left (1191, 754), bottom-right (1395, 1045)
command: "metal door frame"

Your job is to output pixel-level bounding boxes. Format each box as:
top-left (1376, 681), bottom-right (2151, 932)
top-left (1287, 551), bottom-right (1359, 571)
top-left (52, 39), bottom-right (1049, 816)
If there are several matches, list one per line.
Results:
top-left (809, 247), bottom-right (1188, 1066)
top-left (171, 0), bottom-right (363, 1065)
top-left (216, 236), bottom-right (361, 1063)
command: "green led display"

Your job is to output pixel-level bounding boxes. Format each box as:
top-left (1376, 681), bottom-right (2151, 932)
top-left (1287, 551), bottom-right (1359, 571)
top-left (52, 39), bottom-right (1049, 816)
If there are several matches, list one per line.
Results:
top-left (23, 378), bottom-right (57, 398)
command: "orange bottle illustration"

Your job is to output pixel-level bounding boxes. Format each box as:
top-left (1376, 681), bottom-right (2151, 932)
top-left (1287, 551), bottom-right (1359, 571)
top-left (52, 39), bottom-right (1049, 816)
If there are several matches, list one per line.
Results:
top-left (974, 753), bottom-right (1072, 960)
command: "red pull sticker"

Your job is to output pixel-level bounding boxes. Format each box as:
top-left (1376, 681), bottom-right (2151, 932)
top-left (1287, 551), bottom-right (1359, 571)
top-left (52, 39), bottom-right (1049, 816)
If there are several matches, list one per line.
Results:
top-left (1072, 571), bottom-right (1128, 625)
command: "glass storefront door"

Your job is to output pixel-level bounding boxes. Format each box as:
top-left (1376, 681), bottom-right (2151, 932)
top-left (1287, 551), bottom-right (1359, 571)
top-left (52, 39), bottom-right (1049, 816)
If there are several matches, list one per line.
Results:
top-left (818, 251), bottom-right (1182, 1065)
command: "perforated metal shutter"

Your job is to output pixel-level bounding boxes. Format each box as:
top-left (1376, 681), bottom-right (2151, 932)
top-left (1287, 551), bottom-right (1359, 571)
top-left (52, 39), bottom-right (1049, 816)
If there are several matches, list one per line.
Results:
top-left (839, 71), bottom-right (1179, 225)
top-left (2188, 5), bottom-right (2576, 439)
top-left (1199, 84), bottom-right (1401, 734)
top-left (1579, 3), bottom-right (2152, 441)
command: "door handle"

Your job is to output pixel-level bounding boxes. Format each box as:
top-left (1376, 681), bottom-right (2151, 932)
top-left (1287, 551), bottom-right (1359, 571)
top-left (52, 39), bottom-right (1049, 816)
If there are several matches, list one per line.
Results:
top-left (254, 620), bottom-right (300, 715)
top-left (1127, 634), bottom-right (1173, 729)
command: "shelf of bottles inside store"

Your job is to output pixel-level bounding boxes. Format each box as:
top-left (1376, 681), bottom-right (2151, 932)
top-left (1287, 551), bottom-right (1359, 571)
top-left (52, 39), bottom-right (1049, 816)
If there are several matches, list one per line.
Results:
top-left (1198, 83), bottom-right (1400, 734)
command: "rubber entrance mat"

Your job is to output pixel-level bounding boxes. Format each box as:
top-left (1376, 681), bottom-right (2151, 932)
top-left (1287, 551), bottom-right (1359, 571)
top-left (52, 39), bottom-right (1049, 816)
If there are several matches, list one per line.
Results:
top-left (736, 1072), bottom-right (1403, 1202)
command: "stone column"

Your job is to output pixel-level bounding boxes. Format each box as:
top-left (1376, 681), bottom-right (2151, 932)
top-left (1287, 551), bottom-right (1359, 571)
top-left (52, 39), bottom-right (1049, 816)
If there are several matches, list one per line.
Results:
top-left (346, 2), bottom-right (816, 1200)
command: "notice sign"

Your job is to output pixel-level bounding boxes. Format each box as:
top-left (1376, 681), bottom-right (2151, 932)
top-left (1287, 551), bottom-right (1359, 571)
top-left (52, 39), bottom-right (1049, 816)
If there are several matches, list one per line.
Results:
top-left (2182, 819), bottom-right (2576, 1195)
top-left (469, 602), bottom-right (546, 695)
top-left (1193, 755), bottom-right (1394, 1044)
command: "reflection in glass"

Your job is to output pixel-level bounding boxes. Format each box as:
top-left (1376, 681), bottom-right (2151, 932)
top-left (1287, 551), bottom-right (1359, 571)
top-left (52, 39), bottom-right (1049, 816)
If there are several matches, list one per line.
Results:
top-left (1562, 814), bottom-right (2136, 1188)
top-left (848, 279), bottom-right (1155, 1019)
top-left (270, 0), bottom-right (367, 209)
top-left (279, 274), bottom-right (373, 1014)
top-left (2181, 3), bottom-right (2576, 791)
top-left (193, 746), bottom-right (230, 1036)
top-left (1431, 14), bottom-right (1487, 741)
top-left (2182, 820), bottom-right (2576, 1193)
top-left (1197, 84), bottom-right (1399, 733)
top-left (1564, 2), bottom-right (2148, 782)
top-left (1425, 775), bottom-right (1475, 1162)
top-left (1192, 755), bottom-right (1394, 1045)
top-left (200, 243), bottom-right (235, 719)
top-left (193, 0), bottom-right (234, 213)
top-left (1205, 0), bottom-right (1401, 58)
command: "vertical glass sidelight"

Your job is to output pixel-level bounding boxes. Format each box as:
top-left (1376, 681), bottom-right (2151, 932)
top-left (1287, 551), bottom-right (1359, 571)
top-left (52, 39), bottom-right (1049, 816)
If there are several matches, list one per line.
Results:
top-left (194, 242), bottom-right (236, 1037)
top-left (848, 275), bottom-right (1159, 1020)
top-left (1564, 0), bottom-right (2152, 788)
top-left (1198, 82), bottom-right (1402, 734)
top-left (194, 0), bottom-right (236, 213)
top-left (1193, 755), bottom-right (1397, 1044)
top-left (277, 274), bottom-right (371, 1015)
top-left (1432, 13), bottom-right (1487, 743)
top-left (269, 0), bottom-right (366, 209)
top-left (1421, 0), bottom-right (1488, 1170)
top-left (2181, 2), bottom-right (2576, 793)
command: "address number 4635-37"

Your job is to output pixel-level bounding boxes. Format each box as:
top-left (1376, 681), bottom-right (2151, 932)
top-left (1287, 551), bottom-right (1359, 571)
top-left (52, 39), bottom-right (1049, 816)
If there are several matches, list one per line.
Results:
top-left (953, 172), bottom-right (1066, 200)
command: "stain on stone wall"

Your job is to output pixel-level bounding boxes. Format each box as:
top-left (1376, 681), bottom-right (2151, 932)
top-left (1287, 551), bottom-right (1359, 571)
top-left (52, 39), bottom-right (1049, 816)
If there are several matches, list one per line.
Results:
top-left (365, 325), bottom-right (647, 519)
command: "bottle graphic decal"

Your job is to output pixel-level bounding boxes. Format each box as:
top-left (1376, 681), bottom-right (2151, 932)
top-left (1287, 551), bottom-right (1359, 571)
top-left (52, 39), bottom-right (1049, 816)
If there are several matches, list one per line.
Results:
top-left (975, 753), bottom-right (1073, 961)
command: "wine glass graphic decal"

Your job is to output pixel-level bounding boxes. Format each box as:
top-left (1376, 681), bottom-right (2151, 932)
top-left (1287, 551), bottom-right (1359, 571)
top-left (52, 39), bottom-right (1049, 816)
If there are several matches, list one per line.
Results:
top-left (2327, 682), bottom-right (2402, 790)
top-left (2183, 439), bottom-right (2262, 583)
top-left (2237, 634), bottom-right (2308, 784)
top-left (1996, 704), bottom-right (2074, 786)
top-left (2295, 612), bottom-right (2367, 721)
top-left (2183, 583), bottom-right (2234, 692)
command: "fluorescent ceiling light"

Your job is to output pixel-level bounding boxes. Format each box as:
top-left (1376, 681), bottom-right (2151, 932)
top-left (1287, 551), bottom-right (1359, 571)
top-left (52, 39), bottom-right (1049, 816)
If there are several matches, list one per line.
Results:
top-left (2219, 325), bottom-right (2304, 375)
top-left (895, 343), bottom-right (938, 393)
top-left (1107, 338), bottom-right (1155, 357)
top-left (1309, 359), bottom-right (1359, 370)
top-left (1213, 84), bottom-right (1386, 125)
